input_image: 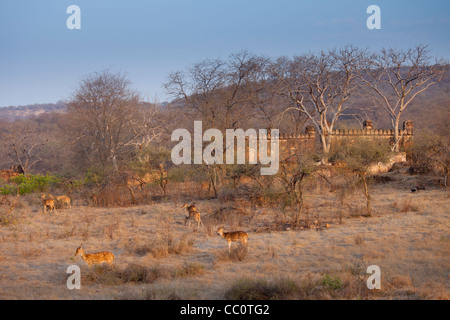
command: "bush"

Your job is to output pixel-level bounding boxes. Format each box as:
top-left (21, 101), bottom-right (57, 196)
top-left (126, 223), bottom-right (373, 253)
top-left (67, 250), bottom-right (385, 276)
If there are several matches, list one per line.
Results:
top-left (80, 262), bottom-right (204, 287)
top-left (81, 264), bottom-right (170, 286)
top-left (175, 263), bottom-right (205, 278)
top-left (0, 184), bottom-right (17, 196)
top-left (330, 138), bottom-right (392, 216)
top-left (134, 233), bottom-right (195, 258)
top-left (84, 169), bottom-right (105, 187)
top-left (0, 174), bottom-right (60, 195)
top-left (0, 211), bottom-right (20, 226)
top-left (320, 274), bottom-right (343, 290)
top-left (411, 131), bottom-right (450, 186)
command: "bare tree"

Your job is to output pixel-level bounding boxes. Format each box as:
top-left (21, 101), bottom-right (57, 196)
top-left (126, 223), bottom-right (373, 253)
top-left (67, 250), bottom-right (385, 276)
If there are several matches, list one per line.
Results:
top-left (129, 102), bottom-right (166, 152)
top-left (67, 70), bottom-right (161, 173)
top-left (0, 122), bottom-right (46, 175)
top-left (359, 45), bottom-right (448, 152)
top-left (165, 52), bottom-right (272, 196)
top-left (164, 51), bottom-right (269, 131)
top-left (165, 58), bottom-right (226, 129)
top-left (270, 46), bottom-right (366, 157)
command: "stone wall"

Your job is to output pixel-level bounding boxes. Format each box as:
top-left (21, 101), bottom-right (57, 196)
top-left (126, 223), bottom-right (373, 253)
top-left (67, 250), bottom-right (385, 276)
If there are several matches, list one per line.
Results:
top-left (270, 120), bottom-right (413, 160)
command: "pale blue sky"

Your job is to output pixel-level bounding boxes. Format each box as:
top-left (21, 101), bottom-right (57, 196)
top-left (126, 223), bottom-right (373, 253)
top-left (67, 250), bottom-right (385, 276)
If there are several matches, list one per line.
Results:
top-left (1, 0), bottom-right (449, 107)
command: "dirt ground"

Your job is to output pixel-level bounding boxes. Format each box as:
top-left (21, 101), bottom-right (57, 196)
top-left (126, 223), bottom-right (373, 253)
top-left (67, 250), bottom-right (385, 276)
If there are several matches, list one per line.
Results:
top-left (0, 181), bottom-right (449, 300)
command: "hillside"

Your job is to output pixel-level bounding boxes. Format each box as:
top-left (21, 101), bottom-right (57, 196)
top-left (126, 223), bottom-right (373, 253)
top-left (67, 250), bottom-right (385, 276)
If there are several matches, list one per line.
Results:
top-left (0, 102), bottom-right (67, 121)
top-left (0, 71), bottom-right (448, 135)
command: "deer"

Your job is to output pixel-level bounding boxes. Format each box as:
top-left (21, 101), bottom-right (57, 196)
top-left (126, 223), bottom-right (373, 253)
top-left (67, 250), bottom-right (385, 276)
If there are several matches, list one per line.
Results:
top-left (185, 210), bottom-right (204, 228)
top-left (41, 194), bottom-right (56, 213)
top-left (182, 203), bottom-right (198, 214)
top-left (217, 227), bottom-right (249, 253)
top-left (90, 194), bottom-right (98, 206)
top-left (73, 244), bottom-right (115, 268)
top-left (55, 195), bottom-right (71, 208)
top-left (182, 203), bottom-right (203, 228)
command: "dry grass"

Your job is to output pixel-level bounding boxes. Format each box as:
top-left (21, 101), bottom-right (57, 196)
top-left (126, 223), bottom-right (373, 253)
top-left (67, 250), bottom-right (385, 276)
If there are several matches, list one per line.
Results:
top-left (132, 233), bottom-right (195, 258)
top-left (0, 175), bottom-right (448, 300)
top-left (216, 245), bottom-right (249, 262)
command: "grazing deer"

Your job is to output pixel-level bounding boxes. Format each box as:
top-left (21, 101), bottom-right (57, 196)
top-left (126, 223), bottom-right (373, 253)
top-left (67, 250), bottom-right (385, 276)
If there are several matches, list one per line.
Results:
top-left (182, 203), bottom-right (203, 228)
top-left (217, 227), bottom-right (249, 253)
top-left (73, 244), bottom-right (114, 268)
top-left (185, 211), bottom-right (204, 228)
top-left (56, 195), bottom-right (71, 208)
top-left (41, 194), bottom-right (56, 213)
top-left (182, 203), bottom-right (198, 214)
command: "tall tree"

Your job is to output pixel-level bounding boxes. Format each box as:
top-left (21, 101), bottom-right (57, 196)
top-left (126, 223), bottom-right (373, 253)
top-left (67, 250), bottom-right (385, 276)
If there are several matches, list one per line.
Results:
top-left (67, 70), bottom-right (161, 173)
top-left (164, 51), bottom-right (268, 131)
top-left (270, 46), bottom-right (366, 156)
top-left (359, 45), bottom-right (448, 152)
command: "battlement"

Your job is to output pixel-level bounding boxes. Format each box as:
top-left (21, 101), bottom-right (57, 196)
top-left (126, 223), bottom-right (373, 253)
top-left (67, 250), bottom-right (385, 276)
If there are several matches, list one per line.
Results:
top-left (200, 120), bottom-right (413, 165)
top-left (267, 120), bottom-right (413, 141)
top-left (263, 120), bottom-right (413, 158)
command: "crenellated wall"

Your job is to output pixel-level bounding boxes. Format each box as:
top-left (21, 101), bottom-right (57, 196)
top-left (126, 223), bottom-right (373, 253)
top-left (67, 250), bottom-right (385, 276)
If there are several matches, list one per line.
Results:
top-left (265, 120), bottom-right (413, 160)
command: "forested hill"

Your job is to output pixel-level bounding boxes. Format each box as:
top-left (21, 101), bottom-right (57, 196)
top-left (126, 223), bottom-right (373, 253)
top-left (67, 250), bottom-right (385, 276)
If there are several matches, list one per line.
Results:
top-left (0, 72), bottom-right (448, 135)
top-left (0, 102), bottom-right (67, 121)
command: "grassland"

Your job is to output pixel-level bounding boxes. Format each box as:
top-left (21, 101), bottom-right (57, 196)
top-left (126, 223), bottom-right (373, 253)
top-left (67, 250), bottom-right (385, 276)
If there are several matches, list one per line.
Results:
top-left (0, 174), bottom-right (448, 300)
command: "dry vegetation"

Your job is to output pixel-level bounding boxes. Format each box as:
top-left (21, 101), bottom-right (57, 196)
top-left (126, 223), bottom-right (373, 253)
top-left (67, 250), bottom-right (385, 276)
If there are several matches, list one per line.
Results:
top-left (0, 46), bottom-right (448, 301)
top-left (0, 171), bottom-right (448, 300)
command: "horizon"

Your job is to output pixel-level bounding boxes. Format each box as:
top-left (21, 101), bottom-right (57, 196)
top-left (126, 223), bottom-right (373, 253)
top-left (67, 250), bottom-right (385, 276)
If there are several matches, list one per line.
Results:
top-left (1, 0), bottom-right (450, 107)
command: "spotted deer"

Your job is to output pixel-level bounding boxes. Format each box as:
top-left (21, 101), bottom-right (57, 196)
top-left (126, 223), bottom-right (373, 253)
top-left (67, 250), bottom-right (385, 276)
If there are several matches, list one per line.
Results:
top-left (185, 210), bottom-right (204, 228)
top-left (73, 244), bottom-right (114, 268)
top-left (217, 227), bottom-right (249, 252)
top-left (182, 203), bottom-right (203, 228)
top-left (41, 194), bottom-right (56, 213)
top-left (182, 203), bottom-right (198, 214)
top-left (56, 195), bottom-right (71, 208)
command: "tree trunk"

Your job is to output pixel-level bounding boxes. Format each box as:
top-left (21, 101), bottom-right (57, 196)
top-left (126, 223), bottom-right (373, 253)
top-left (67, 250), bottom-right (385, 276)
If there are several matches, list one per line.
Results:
top-left (111, 154), bottom-right (119, 172)
top-left (444, 168), bottom-right (449, 188)
top-left (126, 185), bottom-right (136, 204)
top-left (320, 131), bottom-right (331, 163)
top-left (294, 190), bottom-right (303, 228)
top-left (393, 116), bottom-right (401, 152)
top-left (362, 174), bottom-right (371, 216)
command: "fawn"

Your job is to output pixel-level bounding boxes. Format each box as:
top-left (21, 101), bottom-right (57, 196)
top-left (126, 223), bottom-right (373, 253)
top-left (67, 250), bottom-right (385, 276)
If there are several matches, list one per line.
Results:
top-left (56, 195), bottom-right (71, 208)
top-left (41, 194), bottom-right (56, 213)
top-left (182, 203), bottom-right (203, 228)
top-left (74, 244), bottom-right (115, 268)
top-left (217, 227), bottom-right (249, 252)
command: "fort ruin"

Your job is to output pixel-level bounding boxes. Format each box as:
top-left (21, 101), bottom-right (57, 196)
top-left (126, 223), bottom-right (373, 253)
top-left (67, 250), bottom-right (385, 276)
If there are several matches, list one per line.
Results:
top-left (271, 119), bottom-right (414, 160)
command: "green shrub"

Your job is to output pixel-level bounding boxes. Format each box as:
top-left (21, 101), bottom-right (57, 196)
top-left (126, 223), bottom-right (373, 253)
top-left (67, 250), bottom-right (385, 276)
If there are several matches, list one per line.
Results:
top-left (84, 169), bottom-right (105, 187)
top-left (320, 274), bottom-right (343, 290)
top-left (0, 184), bottom-right (17, 196)
top-left (0, 174), bottom-right (60, 195)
